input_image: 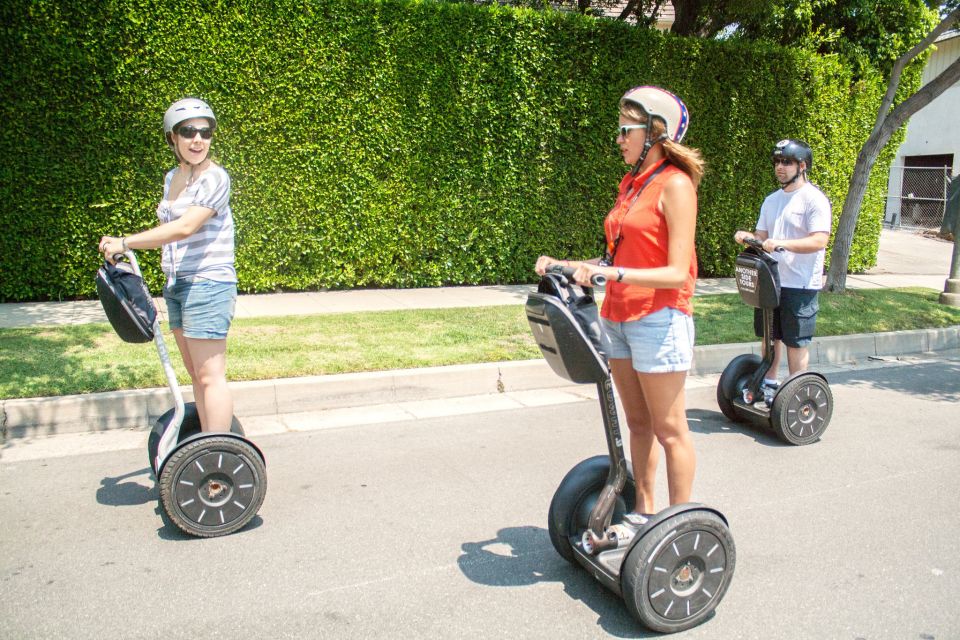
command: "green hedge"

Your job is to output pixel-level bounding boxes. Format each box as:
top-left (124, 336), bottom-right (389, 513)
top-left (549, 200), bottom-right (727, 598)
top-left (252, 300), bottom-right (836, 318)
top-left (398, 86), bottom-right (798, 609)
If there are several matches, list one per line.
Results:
top-left (0, 0), bottom-right (911, 301)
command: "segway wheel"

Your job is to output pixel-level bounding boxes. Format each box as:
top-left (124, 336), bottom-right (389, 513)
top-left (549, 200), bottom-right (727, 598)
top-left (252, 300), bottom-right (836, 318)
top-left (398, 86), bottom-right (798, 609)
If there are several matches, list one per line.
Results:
top-left (770, 374), bottom-right (833, 445)
top-left (148, 403), bottom-right (244, 475)
top-left (158, 436), bottom-right (267, 538)
top-left (548, 455), bottom-right (635, 563)
top-left (621, 509), bottom-right (735, 633)
top-left (716, 354), bottom-right (762, 422)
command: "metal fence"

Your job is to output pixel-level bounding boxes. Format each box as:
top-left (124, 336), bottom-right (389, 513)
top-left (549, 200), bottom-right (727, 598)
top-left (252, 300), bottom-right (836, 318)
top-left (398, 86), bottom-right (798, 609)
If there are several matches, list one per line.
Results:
top-left (885, 165), bottom-right (952, 230)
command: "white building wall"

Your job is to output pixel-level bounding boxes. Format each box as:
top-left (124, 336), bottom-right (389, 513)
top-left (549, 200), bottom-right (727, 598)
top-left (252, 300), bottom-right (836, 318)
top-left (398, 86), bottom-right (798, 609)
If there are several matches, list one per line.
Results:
top-left (885, 34), bottom-right (960, 223)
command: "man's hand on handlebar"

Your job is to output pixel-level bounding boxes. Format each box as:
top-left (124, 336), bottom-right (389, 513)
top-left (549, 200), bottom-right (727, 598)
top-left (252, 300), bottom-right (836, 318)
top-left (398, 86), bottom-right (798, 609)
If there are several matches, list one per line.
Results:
top-left (733, 232), bottom-right (786, 255)
top-left (760, 238), bottom-right (786, 253)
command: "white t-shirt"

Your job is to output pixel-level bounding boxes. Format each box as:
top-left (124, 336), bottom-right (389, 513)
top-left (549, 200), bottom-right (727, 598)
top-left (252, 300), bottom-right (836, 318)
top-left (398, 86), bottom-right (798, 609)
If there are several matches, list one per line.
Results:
top-left (156, 164), bottom-right (236, 285)
top-left (756, 182), bottom-right (832, 289)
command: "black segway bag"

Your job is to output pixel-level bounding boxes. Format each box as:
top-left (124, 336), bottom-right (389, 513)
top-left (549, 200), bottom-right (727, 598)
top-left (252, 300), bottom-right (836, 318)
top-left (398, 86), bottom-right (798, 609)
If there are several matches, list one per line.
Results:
top-left (95, 261), bottom-right (157, 343)
top-left (526, 274), bottom-right (608, 385)
top-left (536, 274), bottom-right (606, 356)
top-left (734, 248), bottom-right (781, 310)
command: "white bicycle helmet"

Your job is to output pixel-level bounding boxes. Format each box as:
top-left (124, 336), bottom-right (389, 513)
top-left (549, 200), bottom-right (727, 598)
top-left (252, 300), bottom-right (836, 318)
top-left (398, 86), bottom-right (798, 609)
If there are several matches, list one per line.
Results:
top-left (163, 98), bottom-right (216, 146)
top-left (620, 86), bottom-right (689, 143)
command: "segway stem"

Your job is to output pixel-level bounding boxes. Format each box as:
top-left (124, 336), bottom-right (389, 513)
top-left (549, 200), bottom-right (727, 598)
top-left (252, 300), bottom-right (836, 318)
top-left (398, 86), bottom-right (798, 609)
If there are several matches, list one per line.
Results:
top-left (124, 251), bottom-right (186, 469)
top-left (589, 377), bottom-right (629, 542)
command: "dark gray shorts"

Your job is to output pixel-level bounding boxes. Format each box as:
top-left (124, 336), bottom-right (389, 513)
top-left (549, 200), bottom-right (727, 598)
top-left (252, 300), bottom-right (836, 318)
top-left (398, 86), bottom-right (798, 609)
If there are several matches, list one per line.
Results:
top-left (754, 287), bottom-right (819, 348)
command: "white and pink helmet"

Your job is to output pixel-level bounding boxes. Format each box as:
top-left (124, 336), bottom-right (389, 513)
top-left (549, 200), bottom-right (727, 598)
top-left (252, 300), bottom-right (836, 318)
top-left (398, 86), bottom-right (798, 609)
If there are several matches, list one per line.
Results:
top-left (620, 86), bottom-right (690, 144)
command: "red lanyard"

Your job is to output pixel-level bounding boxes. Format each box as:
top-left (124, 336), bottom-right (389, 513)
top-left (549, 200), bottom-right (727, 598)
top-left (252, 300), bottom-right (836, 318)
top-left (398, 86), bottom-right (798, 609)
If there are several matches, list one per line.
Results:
top-left (604, 162), bottom-right (669, 264)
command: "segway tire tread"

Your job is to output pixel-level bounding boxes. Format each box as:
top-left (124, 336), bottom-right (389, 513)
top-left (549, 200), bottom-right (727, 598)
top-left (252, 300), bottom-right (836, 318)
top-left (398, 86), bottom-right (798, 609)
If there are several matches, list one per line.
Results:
top-left (159, 435), bottom-right (267, 538)
top-left (770, 374), bottom-right (833, 445)
top-left (716, 354), bottom-right (762, 423)
top-left (621, 509), bottom-right (735, 633)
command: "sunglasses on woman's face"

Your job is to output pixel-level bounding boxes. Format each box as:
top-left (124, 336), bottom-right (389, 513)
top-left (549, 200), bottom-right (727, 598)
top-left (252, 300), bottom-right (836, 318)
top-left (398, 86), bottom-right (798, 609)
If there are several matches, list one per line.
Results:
top-left (618, 124), bottom-right (646, 139)
top-left (177, 126), bottom-right (213, 140)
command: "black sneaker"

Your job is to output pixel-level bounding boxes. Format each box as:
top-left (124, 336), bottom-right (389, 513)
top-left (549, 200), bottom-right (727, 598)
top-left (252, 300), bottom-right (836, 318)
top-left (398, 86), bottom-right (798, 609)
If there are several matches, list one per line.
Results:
top-left (761, 381), bottom-right (779, 405)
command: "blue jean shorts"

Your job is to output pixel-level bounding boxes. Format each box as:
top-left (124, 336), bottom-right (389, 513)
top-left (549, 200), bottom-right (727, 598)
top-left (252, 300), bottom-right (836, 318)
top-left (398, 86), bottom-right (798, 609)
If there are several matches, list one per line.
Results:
top-left (163, 278), bottom-right (237, 340)
top-left (600, 307), bottom-right (695, 373)
top-left (753, 287), bottom-right (819, 348)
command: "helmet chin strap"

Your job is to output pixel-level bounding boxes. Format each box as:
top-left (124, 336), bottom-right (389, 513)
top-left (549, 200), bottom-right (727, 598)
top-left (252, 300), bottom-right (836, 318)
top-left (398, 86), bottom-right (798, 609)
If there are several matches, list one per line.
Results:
top-left (778, 164), bottom-right (806, 188)
top-left (631, 133), bottom-right (669, 176)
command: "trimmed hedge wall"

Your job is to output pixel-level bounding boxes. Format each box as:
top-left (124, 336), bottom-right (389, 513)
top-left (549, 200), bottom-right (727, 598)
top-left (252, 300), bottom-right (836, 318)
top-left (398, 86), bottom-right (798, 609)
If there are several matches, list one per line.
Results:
top-left (0, 0), bottom-right (909, 301)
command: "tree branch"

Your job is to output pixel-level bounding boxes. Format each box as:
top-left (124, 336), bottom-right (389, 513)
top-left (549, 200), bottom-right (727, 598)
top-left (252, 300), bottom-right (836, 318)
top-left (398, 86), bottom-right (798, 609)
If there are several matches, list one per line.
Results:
top-left (883, 53), bottom-right (960, 135)
top-left (618, 0), bottom-right (642, 21)
top-left (871, 6), bottom-right (960, 142)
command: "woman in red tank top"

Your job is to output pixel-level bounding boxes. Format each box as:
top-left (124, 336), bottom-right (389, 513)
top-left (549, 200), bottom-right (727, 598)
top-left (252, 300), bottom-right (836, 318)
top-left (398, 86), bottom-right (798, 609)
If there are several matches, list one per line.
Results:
top-left (535, 86), bottom-right (704, 518)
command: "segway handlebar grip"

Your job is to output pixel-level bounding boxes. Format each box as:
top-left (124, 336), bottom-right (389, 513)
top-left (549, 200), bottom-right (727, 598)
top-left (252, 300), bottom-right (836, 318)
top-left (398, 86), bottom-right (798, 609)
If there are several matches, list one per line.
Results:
top-left (741, 236), bottom-right (785, 255)
top-left (547, 264), bottom-right (607, 287)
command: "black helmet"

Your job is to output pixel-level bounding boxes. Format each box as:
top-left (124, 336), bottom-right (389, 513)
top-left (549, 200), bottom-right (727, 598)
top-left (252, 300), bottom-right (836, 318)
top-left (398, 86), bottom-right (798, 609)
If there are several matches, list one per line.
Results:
top-left (772, 139), bottom-right (812, 171)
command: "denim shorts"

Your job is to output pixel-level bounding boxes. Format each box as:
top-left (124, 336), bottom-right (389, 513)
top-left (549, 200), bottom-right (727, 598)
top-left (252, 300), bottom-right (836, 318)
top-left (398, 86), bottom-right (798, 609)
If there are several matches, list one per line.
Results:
top-left (163, 278), bottom-right (237, 340)
top-left (600, 308), bottom-right (695, 373)
top-left (753, 287), bottom-right (819, 348)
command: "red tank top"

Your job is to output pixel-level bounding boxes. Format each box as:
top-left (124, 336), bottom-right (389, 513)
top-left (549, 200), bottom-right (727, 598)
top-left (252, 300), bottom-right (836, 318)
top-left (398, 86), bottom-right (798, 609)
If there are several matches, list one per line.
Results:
top-left (601, 160), bottom-right (698, 322)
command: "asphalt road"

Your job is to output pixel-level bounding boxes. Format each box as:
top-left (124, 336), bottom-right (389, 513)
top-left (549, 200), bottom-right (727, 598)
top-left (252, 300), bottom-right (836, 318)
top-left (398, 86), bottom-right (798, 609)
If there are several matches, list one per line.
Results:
top-left (2, 356), bottom-right (959, 639)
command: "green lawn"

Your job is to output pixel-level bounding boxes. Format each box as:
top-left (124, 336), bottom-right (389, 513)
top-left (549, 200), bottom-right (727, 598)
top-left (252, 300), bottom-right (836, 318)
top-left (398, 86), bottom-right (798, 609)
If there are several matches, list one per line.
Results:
top-left (1, 287), bottom-right (958, 400)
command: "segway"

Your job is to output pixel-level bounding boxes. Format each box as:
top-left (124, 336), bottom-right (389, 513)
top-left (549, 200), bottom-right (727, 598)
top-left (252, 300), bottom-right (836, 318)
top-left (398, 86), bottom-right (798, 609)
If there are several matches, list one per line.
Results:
top-left (96, 251), bottom-right (267, 537)
top-left (526, 266), bottom-right (735, 633)
top-left (716, 237), bottom-right (833, 445)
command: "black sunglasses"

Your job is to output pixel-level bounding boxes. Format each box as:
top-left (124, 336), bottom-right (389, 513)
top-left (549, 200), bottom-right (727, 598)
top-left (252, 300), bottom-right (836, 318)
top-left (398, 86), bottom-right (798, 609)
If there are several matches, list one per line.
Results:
top-left (177, 125), bottom-right (213, 139)
top-left (772, 157), bottom-right (796, 166)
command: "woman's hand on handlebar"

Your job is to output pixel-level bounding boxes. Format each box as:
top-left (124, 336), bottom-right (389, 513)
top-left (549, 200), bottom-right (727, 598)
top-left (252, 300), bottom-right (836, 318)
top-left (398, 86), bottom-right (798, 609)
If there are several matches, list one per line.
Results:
top-left (534, 255), bottom-right (562, 276)
top-left (99, 236), bottom-right (126, 264)
top-left (536, 255), bottom-right (606, 286)
top-left (572, 262), bottom-right (606, 288)
top-left (733, 230), bottom-right (754, 245)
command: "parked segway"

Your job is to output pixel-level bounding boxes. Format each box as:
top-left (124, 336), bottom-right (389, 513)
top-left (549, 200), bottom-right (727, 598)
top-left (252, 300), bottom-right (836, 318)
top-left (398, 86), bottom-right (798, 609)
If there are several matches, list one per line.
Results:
top-left (96, 251), bottom-right (267, 537)
top-left (716, 237), bottom-right (833, 445)
top-left (527, 266), bottom-right (735, 633)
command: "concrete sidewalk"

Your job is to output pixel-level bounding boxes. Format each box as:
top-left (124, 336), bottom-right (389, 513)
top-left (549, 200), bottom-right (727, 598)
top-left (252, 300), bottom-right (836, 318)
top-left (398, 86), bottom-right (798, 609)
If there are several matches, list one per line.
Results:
top-left (1, 228), bottom-right (957, 445)
top-left (0, 229), bottom-right (954, 329)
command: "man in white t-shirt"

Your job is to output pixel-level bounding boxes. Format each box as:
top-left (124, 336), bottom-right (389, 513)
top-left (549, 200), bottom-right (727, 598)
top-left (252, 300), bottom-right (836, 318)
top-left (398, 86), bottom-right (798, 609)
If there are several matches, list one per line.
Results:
top-left (734, 139), bottom-right (831, 398)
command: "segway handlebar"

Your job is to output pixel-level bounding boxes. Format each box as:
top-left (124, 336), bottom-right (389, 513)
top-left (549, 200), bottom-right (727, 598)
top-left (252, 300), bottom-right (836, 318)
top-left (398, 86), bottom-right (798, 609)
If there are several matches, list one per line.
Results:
top-left (740, 235), bottom-right (785, 254)
top-left (546, 264), bottom-right (607, 287)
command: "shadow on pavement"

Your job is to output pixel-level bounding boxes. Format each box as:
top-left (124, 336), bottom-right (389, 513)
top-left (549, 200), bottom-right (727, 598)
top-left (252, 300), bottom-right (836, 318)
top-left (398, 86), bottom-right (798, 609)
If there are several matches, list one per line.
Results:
top-left (97, 464), bottom-right (266, 541)
top-left (155, 512), bottom-right (264, 541)
top-left (457, 525), bottom-right (662, 639)
top-left (828, 360), bottom-right (960, 402)
top-left (96, 466), bottom-right (155, 507)
top-left (686, 408), bottom-right (788, 447)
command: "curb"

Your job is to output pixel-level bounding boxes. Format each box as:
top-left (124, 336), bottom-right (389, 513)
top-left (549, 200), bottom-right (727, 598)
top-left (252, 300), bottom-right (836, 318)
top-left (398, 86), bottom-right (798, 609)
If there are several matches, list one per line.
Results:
top-left (2, 326), bottom-right (958, 442)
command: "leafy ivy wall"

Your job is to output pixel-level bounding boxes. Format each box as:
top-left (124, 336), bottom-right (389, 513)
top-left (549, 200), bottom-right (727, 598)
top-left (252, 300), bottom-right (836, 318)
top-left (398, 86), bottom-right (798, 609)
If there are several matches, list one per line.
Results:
top-left (0, 0), bottom-right (908, 300)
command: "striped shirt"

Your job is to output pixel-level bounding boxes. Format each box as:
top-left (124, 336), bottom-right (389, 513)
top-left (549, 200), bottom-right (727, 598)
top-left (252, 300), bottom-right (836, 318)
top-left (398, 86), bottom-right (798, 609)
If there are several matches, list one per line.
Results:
top-left (156, 164), bottom-right (236, 285)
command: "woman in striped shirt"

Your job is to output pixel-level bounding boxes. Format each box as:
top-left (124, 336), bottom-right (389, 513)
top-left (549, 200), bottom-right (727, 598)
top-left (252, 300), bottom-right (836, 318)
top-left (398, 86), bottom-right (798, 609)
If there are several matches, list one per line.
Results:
top-left (99, 97), bottom-right (237, 433)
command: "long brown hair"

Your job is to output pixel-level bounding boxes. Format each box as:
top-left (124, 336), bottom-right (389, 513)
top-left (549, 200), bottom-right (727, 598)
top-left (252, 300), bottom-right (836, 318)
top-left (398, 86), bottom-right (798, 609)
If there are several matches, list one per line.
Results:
top-left (620, 104), bottom-right (705, 189)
